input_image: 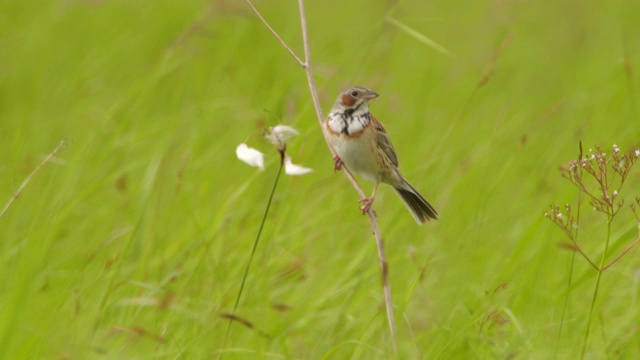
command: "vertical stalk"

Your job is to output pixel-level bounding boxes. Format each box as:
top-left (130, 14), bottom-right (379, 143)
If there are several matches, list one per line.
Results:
top-left (245, 0), bottom-right (397, 351)
top-left (220, 157), bottom-right (284, 358)
top-left (581, 217), bottom-right (612, 359)
top-left (555, 193), bottom-right (580, 359)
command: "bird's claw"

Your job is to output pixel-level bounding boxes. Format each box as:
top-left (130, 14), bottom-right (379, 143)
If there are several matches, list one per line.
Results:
top-left (358, 197), bottom-right (374, 214)
top-left (333, 155), bottom-right (343, 172)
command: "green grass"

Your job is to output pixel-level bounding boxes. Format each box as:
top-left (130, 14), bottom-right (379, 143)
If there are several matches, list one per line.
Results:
top-left (2, 0), bottom-right (640, 358)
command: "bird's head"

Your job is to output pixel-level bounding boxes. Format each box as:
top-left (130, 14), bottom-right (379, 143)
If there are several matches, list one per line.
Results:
top-left (332, 86), bottom-right (379, 115)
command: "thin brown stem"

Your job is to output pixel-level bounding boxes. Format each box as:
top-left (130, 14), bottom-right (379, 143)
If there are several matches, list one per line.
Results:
top-left (298, 0), bottom-right (324, 127)
top-left (296, 0), bottom-right (396, 349)
top-left (371, 213), bottom-right (397, 351)
top-left (244, 0), bottom-right (305, 67)
top-left (0, 138), bottom-right (67, 220)
top-left (246, 0), bottom-right (397, 351)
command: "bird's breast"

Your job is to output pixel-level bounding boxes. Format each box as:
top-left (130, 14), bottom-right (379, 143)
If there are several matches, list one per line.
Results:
top-left (325, 116), bottom-right (382, 182)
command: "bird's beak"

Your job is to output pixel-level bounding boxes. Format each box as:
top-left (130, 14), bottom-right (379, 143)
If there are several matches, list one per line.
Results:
top-left (364, 91), bottom-right (379, 100)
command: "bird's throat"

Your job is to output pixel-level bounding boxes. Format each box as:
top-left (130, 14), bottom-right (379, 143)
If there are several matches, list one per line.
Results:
top-left (328, 111), bottom-right (370, 136)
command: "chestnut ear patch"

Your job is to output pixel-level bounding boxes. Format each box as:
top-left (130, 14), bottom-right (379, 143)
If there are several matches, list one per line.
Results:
top-left (341, 93), bottom-right (356, 107)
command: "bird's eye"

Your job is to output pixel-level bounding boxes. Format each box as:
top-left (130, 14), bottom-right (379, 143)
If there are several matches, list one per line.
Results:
top-left (350, 90), bottom-right (359, 97)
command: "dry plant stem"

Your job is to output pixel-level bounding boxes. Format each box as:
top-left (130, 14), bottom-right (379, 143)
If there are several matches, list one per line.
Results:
top-left (0, 138), bottom-right (67, 220)
top-left (244, 0), bottom-right (304, 67)
top-left (297, 0), bottom-right (324, 127)
top-left (245, 0), bottom-right (397, 351)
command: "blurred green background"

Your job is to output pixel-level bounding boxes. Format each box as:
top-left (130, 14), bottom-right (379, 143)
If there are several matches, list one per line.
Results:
top-left (2, 0), bottom-right (640, 358)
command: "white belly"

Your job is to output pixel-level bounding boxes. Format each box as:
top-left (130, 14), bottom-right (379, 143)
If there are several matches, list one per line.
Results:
top-left (329, 131), bottom-right (381, 182)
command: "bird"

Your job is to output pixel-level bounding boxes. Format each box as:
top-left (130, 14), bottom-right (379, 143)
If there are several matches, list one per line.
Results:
top-left (323, 85), bottom-right (439, 224)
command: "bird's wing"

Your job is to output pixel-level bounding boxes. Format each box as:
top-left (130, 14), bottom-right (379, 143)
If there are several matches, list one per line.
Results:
top-left (371, 115), bottom-right (399, 167)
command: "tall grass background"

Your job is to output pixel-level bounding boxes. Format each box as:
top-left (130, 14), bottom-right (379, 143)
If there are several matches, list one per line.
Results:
top-left (1, 0), bottom-right (640, 358)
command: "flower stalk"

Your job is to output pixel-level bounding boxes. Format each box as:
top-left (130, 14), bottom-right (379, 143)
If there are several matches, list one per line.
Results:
top-left (545, 143), bottom-right (640, 358)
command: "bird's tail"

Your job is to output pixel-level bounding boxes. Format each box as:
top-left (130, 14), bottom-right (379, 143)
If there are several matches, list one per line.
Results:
top-left (393, 181), bottom-right (439, 225)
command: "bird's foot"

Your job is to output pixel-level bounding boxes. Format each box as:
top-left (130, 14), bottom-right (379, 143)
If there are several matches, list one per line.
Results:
top-left (333, 155), bottom-right (343, 172)
top-left (359, 197), bottom-right (374, 214)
